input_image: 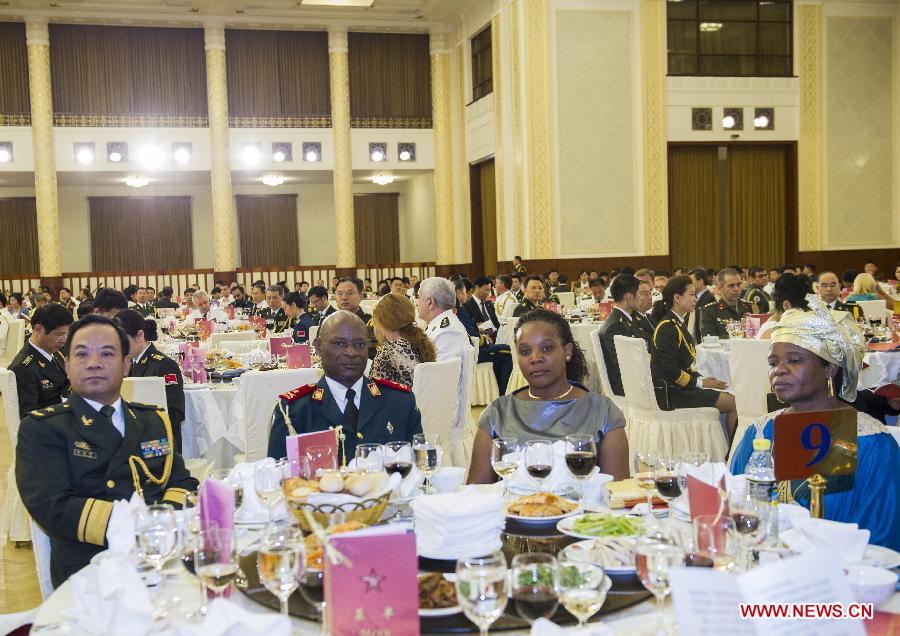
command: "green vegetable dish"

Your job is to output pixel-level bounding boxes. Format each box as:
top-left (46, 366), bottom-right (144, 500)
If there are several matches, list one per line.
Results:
top-left (571, 514), bottom-right (642, 537)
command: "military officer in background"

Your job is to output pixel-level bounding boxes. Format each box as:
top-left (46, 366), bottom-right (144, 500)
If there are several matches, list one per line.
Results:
top-left (418, 277), bottom-right (473, 364)
top-left (16, 315), bottom-right (198, 586)
top-left (597, 275), bottom-right (648, 396)
top-left (283, 291), bottom-right (318, 344)
top-left (513, 275), bottom-right (549, 317)
top-left (512, 255), bottom-right (527, 275)
top-left (742, 267), bottom-right (771, 314)
top-left (57, 287), bottom-right (76, 311)
top-left (117, 309), bottom-right (186, 454)
top-left (10, 303), bottom-right (74, 418)
top-left (700, 268), bottom-right (758, 339)
top-left (816, 271), bottom-right (851, 312)
top-left (510, 274), bottom-right (524, 302)
top-left (267, 312), bottom-right (422, 463)
top-left (632, 281), bottom-right (656, 340)
top-left (260, 285), bottom-right (291, 333)
top-left (249, 283), bottom-right (268, 317)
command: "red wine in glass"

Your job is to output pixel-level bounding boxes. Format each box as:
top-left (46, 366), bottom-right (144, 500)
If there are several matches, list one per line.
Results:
top-left (513, 588), bottom-right (559, 623)
top-left (654, 475), bottom-right (681, 500)
top-left (527, 464), bottom-right (552, 480)
top-left (565, 452), bottom-right (596, 477)
top-left (384, 461), bottom-right (412, 478)
top-left (732, 512), bottom-right (760, 535)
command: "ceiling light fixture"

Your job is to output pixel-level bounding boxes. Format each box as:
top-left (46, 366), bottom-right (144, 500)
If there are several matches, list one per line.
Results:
top-left (0, 142), bottom-right (14, 163)
top-left (302, 142), bottom-right (321, 162)
top-left (262, 174), bottom-right (285, 187)
top-left (107, 142), bottom-right (127, 163)
top-left (172, 142), bottom-right (192, 165)
top-left (398, 142), bottom-right (416, 162)
top-left (372, 173), bottom-right (394, 186)
top-left (722, 115), bottom-right (736, 129)
top-left (74, 142), bottom-right (95, 164)
top-left (369, 142), bottom-right (387, 163)
top-left (137, 143), bottom-right (164, 169)
top-left (125, 175), bottom-right (150, 188)
top-left (699, 22), bottom-right (723, 32)
top-left (241, 142), bottom-right (262, 166)
top-left (272, 142), bottom-right (292, 162)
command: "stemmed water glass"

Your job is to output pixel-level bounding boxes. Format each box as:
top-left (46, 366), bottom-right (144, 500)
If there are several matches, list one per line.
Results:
top-left (728, 488), bottom-right (770, 571)
top-left (455, 551), bottom-right (509, 636)
top-left (254, 459), bottom-right (286, 527)
top-left (635, 539), bottom-right (684, 636)
top-left (354, 443), bottom-right (384, 474)
top-left (135, 503), bottom-right (180, 616)
top-left (413, 433), bottom-right (442, 494)
top-left (511, 553), bottom-right (559, 625)
top-left (256, 523), bottom-right (305, 618)
top-left (491, 437), bottom-right (521, 498)
top-left (193, 526), bottom-right (239, 617)
top-left (384, 441), bottom-right (414, 517)
top-left (632, 451), bottom-right (659, 521)
top-left (557, 561), bottom-right (611, 630)
top-left (525, 440), bottom-right (554, 493)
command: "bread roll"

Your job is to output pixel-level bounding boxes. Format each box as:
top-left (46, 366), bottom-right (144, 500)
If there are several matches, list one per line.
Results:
top-left (364, 471), bottom-right (389, 497)
top-left (319, 472), bottom-right (344, 493)
top-left (347, 474), bottom-right (371, 497)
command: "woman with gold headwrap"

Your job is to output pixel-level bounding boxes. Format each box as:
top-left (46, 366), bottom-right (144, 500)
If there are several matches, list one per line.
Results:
top-left (730, 295), bottom-right (899, 550)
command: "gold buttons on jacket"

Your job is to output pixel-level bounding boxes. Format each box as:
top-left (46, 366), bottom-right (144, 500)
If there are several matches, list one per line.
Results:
top-left (106, 480), bottom-right (115, 489)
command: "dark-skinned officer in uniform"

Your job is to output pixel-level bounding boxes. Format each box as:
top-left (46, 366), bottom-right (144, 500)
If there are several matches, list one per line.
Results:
top-left (9, 303), bottom-right (74, 419)
top-left (267, 311), bottom-right (422, 464)
top-left (16, 315), bottom-right (197, 586)
top-left (117, 309), bottom-right (186, 454)
top-left (513, 275), bottom-right (548, 317)
top-left (597, 274), bottom-right (648, 396)
top-left (700, 268), bottom-right (758, 339)
top-left (283, 291), bottom-right (318, 344)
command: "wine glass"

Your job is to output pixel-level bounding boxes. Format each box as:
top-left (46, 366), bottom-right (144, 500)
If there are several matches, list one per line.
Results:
top-left (455, 551), bottom-right (508, 636)
top-left (135, 504), bottom-right (179, 614)
top-left (652, 456), bottom-right (682, 520)
top-left (687, 514), bottom-right (737, 572)
top-left (524, 440), bottom-right (554, 493)
top-left (209, 469), bottom-right (244, 513)
top-left (305, 445), bottom-right (337, 478)
top-left (194, 527), bottom-right (238, 617)
top-left (491, 437), bottom-right (521, 498)
top-left (254, 459), bottom-right (286, 527)
top-left (729, 489), bottom-right (770, 571)
top-left (565, 434), bottom-right (597, 499)
top-left (635, 540), bottom-right (684, 636)
top-left (632, 451), bottom-right (659, 520)
top-left (384, 441), bottom-right (414, 517)
top-left (413, 433), bottom-right (442, 494)
top-left (557, 560), bottom-right (610, 629)
top-left (354, 443), bottom-right (384, 474)
top-left (511, 553), bottom-right (559, 625)
top-left (256, 524), bottom-right (304, 618)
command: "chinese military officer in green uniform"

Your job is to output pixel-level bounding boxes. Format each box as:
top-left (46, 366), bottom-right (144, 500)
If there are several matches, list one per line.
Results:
top-left (513, 275), bottom-right (552, 317)
top-left (597, 275), bottom-right (648, 396)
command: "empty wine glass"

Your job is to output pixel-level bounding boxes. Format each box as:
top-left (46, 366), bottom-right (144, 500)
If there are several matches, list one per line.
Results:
top-left (256, 524), bottom-right (304, 618)
top-left (194, 526), bottom-right (238, 617)
top-left (456, 551), bottom-right (508, 636)
top-left (511, 553), bottom-right (559, 625)
top-left (491, 437), bottom-right (521, 498)
top-left (633, 450), bottom-right (660, 521)
top-left (354, 443), bottom-right (384, 474)
top-left (524, 440), bottom-right (554, 493)
top-left (254, 459), bottom-right (286, 527)
top-left (557, 560), bottom-right (610, 629)
top-left (135, 503), bottom-right (179, 615)
top-left (635, 540), bottom-right (684, 636)
top-left (413, 433), bottom-right (442, 494)
top-left (305, 445), bottom-right (337, 478)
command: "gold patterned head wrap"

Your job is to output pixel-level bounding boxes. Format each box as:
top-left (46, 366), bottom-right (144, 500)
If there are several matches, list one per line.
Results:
top-left (770, 293), bottom-right (866, 401)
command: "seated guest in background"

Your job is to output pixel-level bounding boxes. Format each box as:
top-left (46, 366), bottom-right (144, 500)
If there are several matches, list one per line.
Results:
top-left (363, 278), bottom-right (373, 293)
top-left (731, 299), bottom-right (899, 550)
top-left (10, 303), bottom-right (74, 418)
top-left (188, 290), bottom-right (228, 324)
top-left (815, 271), bottom-right (849, 311)
top-left (182, 287), bottom-right (197, 311)
top-left (510, 274), bottom-right (524, 301)
top-left (554, 273), bottom-right (572, 293)
top-left (230, 285), bottom-right (253, 311)
top-left (389, 277), bottom-right (406, 297)
top-left (57, 287), bottom-right (76, 311)
top-left (634, 268), bottom-right (659, 303)
top-left (283, 291), bottom-right (317, 344)
top-left (650, 276), bottom-right (737, 438)
top-left (462, 276), bottom-right (512, 393)
top-left (598, 274), bottom-right (647, 396)
top-left (756, 274), bottom-right (812, 340)
top-left (846, 272), bottom-right (894, 304)
top-left (210, 286), bottom-right (223, 303)
top-left (329, 277), bottom-right (340, 294)
top-left (653, 274), bottom-right (668, 294)
top-left (863, 260), bottom-right (881, 281)
top-left (589, 277), bottom-right (607, 303)
top-left (123, 284), bottom-right (139, 308)
top-left (370, 293), bottom-right (436, 387)
top-left (76, 288), bottom-right (93, 303)
top-left (30, 293), bottom-right (48, 312)
top-left (91, 287), bottom-right (128, 318)
top-left (406, 275), bottom-right (419, 299)
top-left (765, 268), bottom-right (779, 296)
top-left (893, 262), bottom-right (900, 284)
top-left (308, 285), bottom-right (333, 323)
top-left (802, 263), bottom-right (817, 278)
top-left (334, 278), bottom-right (372, 323)
top-left (468, 308), bottom-right (629, 483)
top-left (267, 311), bottom-right (422, 463)
top-left (249, 283), bottom-right (268, 316)
top-left (76, 301), bottom-right (93, 318)
top-left (132, 287), bottom-right (152, 317)
top-left (463, 276), bottom-right (500, 331)
top-left (145, 286), bottom-right (157, 304)
top-left (576, 270), bottom-right (591, 293)
top-left (546, 269), bottom-right (561, 292)
top-left (742, 267), bottom-right (771, 314)
top-left (841, 269), bottom-right (858, 297)
top-left (689, 269), bottom-right (717, 310)
top-left (261, 285), bottom-right (290, 332)
top-left (513, 275), bottom-right (548, 317)
top-left (315, 278), bottom-right (326, 288)
top-left (298, 281), bottom-right (311, 294)
top-left (494, 275), bottom-right (516, 317)
top-left (419, 276), bottom-right (472, 362)
top-left (700, 268), bottom-right (757, 339)
top-left (633, 281), bottom-right (656, 339)
top-left (17, 315), bottom-right (198, 586)
top-left (117, 309), bottom-right (186, 454)
top-left (5, 292), bottom-right (28, 320)
top-left (152, 286), bottom-right (180, 313)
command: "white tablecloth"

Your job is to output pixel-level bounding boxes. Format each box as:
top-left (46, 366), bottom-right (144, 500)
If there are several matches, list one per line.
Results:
top-left (182, 385), bottom-right (244, 469)
top-left (696, 344), bottom-right (732, 386)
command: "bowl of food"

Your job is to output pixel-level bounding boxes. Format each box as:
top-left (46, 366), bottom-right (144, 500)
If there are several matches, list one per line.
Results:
top-left (418, 572), bottom-right (460, 616)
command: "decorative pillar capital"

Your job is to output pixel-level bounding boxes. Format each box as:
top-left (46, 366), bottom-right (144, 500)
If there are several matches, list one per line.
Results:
top-left (429, 30), bottom-right (449, 55)
top-left (204, 24), bottom-right (226, 51)
top-left (25, 19), bottom-right (49, 46)
top-left (328, 28), bottom-right (348, 54)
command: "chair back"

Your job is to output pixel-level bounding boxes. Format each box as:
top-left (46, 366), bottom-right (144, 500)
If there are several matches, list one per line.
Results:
top-left (0, 320), bottom-right (26, 368)
top-left (614, 335), bottom-right (659, 411)
top-left (239, 367), bottom-right (324, 463)
top-left (556, 292), bottom-right (575, 310)
top-left (856, 299), bottom-right (889, 322)
top-left (218, 340), bottom-right (269, 355)
top-left (309, 326), bottom-right (318, 343)
top-left (121, 377), bottom-right (168, 410)
top-left (30, 519), bottom-right (54, 599)
top-left (0, 369), bottom-right (20, 448)
top-left (413, 358), bottom-right (462, 456)
top-left (0, 368), bottom-right (31, 543)
top-left (589, 328), bottom-right (616, 397)
top-left (208, 330), bottom-right (257, 348)
top-left (728, 339), bottom-right (771, 422)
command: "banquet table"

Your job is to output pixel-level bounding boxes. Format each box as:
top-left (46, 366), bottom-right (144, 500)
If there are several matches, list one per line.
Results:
top-left (181, 384), bottom-right (243, 469)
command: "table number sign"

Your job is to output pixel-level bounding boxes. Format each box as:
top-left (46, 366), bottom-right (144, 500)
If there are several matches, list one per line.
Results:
top-left (285, 344), bottom-right (311, 369)
top-left (268, 336), bottom-right (293, 356)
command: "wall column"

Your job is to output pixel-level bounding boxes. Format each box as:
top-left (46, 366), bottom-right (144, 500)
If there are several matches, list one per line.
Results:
top-left (431, 30), bottom-right (456, 271)
top-left (797, 3), bottom-right (823, 251)
top-left (204, 25), bottom-right (237, 279)
top-left (328, 28), bottom-right (356, 277)
top-left (640, 0), bottom-right (669, 256)
top-left (25, 20), bottom-right (62, 285)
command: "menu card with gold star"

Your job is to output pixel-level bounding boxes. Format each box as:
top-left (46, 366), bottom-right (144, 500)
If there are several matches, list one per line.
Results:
top-left (324, 525), bottom-right (419, 636)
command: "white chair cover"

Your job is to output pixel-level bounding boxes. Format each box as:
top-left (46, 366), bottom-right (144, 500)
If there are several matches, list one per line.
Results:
top-left (855, 299), bottom-right (889, 322)
top-left (309, 326), bottom-right (318, 343)
top-left (727, 339), bottom-right (771, 458)
top-left (413, 359), bottom-right (464, 466)
top-left (30, 519), bottom-right (54, 599)
top-left (239, 368), bottom-right (323, 464)
top-left (589, 328), bottom-right (629, 415)
top-left (614, 335), bottom-right (727, 464)
top-left (208, 330), bottom-right (257, 348)
top-left (218, 340), bottom-right (269, 355)
top-left (468, 336), bottom-right (499, 406)
top-left (121, 377), bottom-right (168, 410)
top-left (0, 320), bottom-right (26, 368)
top-left (556, 292), bottom-right (576, 310)
top-left (0, 608), bottom-right (37, 635)
top-left (0, 369), bottom-right (30, 544)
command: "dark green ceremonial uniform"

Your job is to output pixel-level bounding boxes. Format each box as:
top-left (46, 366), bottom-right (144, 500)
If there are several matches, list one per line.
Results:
top-left (9, 342), bottom-right (70, 419)
top-left (129, 343), bottom-right (186, 454)
top-left (597, 308), bottom-right (648, 396)
top-left (513, 263), bottom-right (527, 275)
top-left (513, 289), bottom-right (525, 302)
top-left (650, 311), bottom-right (718, 409)
top-left (699, 299), bottom-right (757, 339)
top-left (132, 303), bottom-right (153, 318)
top-left (633, 312), bottom-right (656, 341)
top-left (512, 298), bottom-right (541, 318)
top-left (16, 394), bottom-right (198, 586)
top-left (742, 285), bottom-right (770, 314)
top-left (260, 307), bottom-right (291, 333)
top-left (267, 376), bottom-right (422, 466)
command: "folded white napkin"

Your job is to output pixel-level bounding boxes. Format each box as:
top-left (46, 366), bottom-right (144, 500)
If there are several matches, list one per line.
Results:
top-left (228, 461), bottom-right (288, 524)
top-left (396, 464), bottom-right (426, 500)
top-left (65, 553), bottom-right (154, 635)
top-left (777, 503), bottom-right (810, 533)
top-left (781, 517), bottom-right (870, 565)
top-left (105, 492), bottom-right (146, 557)
top-left (173, 598), bottom-right (291, 636)
top-left (412, 487), bottom-right (505, 558)
top-left (531, 617), bottom-right (612, 635)
top-left (505, 440), bottom-right (593, 496)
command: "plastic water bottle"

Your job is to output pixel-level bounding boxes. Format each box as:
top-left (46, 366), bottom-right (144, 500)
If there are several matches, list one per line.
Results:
top-left (745, 437), bottom-right (778, 545)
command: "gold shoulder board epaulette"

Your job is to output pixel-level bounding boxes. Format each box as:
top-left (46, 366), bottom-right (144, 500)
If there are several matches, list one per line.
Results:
top-left (151, 354), bottom-right (165, 361)
top-left (22, 354), bottom-right (33, 366)
top-left (28, 403), bottom-right (72, 419)
top-left (127, 401), bottom-right (165, 410)
top-left (280, 383), bottom-right (318, 403)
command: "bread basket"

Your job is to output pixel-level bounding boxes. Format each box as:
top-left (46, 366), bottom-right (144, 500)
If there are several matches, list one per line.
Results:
top-left (288, 491), bottom-right (391, 532)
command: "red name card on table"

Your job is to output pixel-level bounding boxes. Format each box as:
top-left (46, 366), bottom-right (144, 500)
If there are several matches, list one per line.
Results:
top-left (687, 475), bottom-right (727, 521)
top-left (285, 344), bottom-right (311, 369)
top-left (269, 336), bottom-right (293, 356)
top-left (325, 526), bottom-right (420, 636)
top-left (285, 429), bottom-right (338, 477)
top-left (225, 304), bottom-right (235, 320)
top-left (249, 316), bottom-right (267, 338)
top-left (197, 319), bottom-right (214, 340)
top-left (773, 409), bottom-right (858, 481)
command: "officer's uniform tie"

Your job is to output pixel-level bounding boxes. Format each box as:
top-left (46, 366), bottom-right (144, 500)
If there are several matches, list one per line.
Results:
top-left (99, 404), bottom-right (122, 438)
top-left (344, 388), bottom-right (358, 433)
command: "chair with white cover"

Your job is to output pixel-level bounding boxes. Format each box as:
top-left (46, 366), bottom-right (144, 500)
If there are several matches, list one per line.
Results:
top-left (208, 330), bottom-right (257, 348)
top-left (121, 376), bottom-right (167, 410)
top-left (503, 318), bottom-right (527, 394)
top-left (0, 319), bottom-right (26, 368)
top-left (412, 358), bottom-right (464, 466)
top-left (30, 519), bottom-right (53, 599)
top-left (309, 326), bottom-right (318, 343)
top-left (855, 299), bottom-right (889, 323)
top-left (0, 369), bottom-right (30, 543)
top-left (556, 292), bottom-right (575, 310)
top-left (218, 340), bottom-right (269, 355)
top-left (588, 328), bottom-right (629, 415)
top-left (614, 335), bottom-right (727, 463)
top-left (238, 368), bottom-right (324, 464)
top-left (469, 336), bottom-right (499, 406)
top-left (727, 339), bottom-right (772, 458)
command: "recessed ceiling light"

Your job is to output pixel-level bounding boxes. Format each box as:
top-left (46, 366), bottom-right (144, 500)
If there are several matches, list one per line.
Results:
top-left (372, 173), bottom-right (394, 186)
top-left (722, 115), bottom-right (736, 129)
top-left (173, 143), bottom-right (192, 165)
top-left (369, 142), bottom-right (387, 163)
top-left (302, 142), bottom-right (321, 163)
top-left (262, 174), bottom-right (285, 187)
top-left (74, 143), bottom-right (95, 164)
top-left (241, 142), bottom-right (262, 166)
top-left (126, 175), bottom-right (150, 188)
top-left (0, 142), bottom-right (14, 163)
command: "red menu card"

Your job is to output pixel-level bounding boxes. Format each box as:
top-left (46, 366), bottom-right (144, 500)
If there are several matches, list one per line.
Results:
top-left (285, 344), bottom-right (311, 369)
top-left (268, 336), bottom-right (293, 356)
top-left (285, 429), bottom-right (338, 477)
top-left (225, 304), bottom-right (235, 320)
top-left (197, 319), bottom-right (214, 340)
top-left (249, 316), bottom-right (267, 338)
top-left (687, 475), bottom-right (727, 521)
top-left (325, 526), bottom-right (420, 636)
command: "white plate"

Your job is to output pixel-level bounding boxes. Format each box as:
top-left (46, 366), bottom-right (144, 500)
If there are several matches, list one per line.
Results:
top-left (850, 545), bottom-right (900, 570)
top-left (559, 538), bottom-right (636, 574)
top-left (505, 504), bottom-right (580, 525)
top-left (556, 513), bottom-right (644, 540)
top-left (419, 605), bottom-right (462, 617)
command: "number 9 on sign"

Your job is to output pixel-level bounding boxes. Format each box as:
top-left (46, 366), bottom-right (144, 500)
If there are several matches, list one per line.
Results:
top-left (801, 423), bottom-right (831, 467)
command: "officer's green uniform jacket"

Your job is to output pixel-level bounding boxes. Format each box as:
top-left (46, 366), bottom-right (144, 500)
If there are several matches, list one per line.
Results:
top-left (267, 376), bottom-right (422, 465)
top-left (259, 306), bottom-right (291, 333)
top-left (742, 285), bottom-right (770, 314)
top-left (290, 312), bottom-right (319, 344)
top-left (699, 299), bottom-right (757, 339)
top-left (597, 308), bottom-right (648, 396)
top-left (512, 298), bottom-right (541, 318)
top-left (129, 342), bottom-right (186, 453)
top-left (633, 312), bottom-right (656, 341)
top-left (16, 394), bottom-right (198, 586)
top-left (9, 341), bottom-right (70, 419)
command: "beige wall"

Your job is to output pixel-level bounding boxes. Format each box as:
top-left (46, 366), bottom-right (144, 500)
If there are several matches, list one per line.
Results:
top-left (397, 172), bottom-right (437, 262)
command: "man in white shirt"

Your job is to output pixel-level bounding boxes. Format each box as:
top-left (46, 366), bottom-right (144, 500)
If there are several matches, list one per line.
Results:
top-left (249, 283), bottom-right (268, 317)
top-left (418, 277), bottom-right (472, 362)
top-left (188, 290), bottom-right (228, 323)
top-left (494, 275), bottom-right (516, 318)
